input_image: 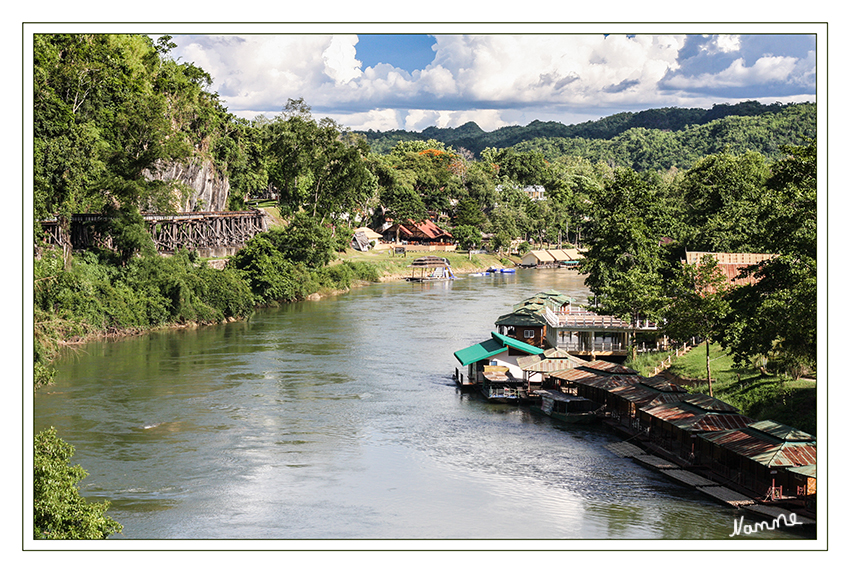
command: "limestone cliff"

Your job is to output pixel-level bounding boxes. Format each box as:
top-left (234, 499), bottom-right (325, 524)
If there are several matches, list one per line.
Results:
top-left (144, 158), bottom-right (230, 212)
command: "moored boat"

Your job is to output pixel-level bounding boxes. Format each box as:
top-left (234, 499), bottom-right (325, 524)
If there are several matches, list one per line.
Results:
top-left (531, 389), bottom-right (600, 424)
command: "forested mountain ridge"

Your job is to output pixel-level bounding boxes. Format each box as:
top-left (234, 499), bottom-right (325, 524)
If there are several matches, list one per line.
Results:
top-left (357, 101), bottom-right (816, 170)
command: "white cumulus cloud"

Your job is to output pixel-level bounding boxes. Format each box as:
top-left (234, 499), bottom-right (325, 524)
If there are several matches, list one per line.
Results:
top-left (169, 32), bottom-right (814, 131)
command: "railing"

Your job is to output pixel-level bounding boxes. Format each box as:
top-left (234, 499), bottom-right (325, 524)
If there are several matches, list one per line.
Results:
top-left (557, 341), bottom-right (628, 353)
top-left (39, 210), bottom-right (268, 253)
top-left (543, 307), bottom-right (658, 330)
top-left (481, 384), bottom-right (519, 399)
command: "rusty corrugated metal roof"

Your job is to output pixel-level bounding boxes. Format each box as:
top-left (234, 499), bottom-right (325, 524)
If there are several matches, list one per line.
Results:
top-left (580, 361), bottom-right (637, 375)
top-left (581, 376), bottom-right (633, 390)
top-left (697, 426), bottom-right (817, 468)
top-left (645, 392), bottom-right (696, 407)
top-left (681, 394), bottom-right (740, 413)
top-left (787, 465), bottom-right (816, 479)
top-left (607, 374), bottom-right (645, 386)
top-left (543, 347), bottom-right (583, 359)
top-left (522, 358), bottom-right (587, 373)
top-left (516, 354), bottom-right (544, 369)
top-left (607, 384), bottom-right (662, 407)
top-left (640, 376), bottom-right (689, 393)
top-left (640, 403), bottom-right (753, 433)
top-left (749, 420), bottom-right (816, 442)
top-left (547, 368), bottom-right (603, 383)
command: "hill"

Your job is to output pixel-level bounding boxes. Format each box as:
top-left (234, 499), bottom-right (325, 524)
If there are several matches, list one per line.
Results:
top-left (357, 101), bottom-right (816, 170)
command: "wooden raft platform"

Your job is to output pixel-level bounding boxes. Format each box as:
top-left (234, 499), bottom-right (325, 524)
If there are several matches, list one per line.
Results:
top-left (660, 469), bottom-right (717, 488)
top-left (696, 485), bottom-right (756, 507)
top-left (633, 454), bottom-right (679, 470)
top-left (604, 441), bottom-right (646, 458)
top-left (745, 504), bottom-right (816, 525)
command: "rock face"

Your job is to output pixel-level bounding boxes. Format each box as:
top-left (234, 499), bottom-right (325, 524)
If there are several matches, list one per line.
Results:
top-left (144, 158), bottom-right (230, 212)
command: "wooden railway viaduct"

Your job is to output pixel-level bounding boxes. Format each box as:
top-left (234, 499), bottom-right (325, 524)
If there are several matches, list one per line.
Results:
top-left (39, 210), bottom-right (269, 257)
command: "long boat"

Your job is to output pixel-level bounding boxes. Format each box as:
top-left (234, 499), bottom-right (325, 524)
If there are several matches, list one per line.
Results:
top-left (531, 389), bottom-right (600, 424)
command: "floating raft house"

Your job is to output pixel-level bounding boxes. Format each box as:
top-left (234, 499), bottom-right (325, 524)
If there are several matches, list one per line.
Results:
top-left (407, 256), bottom-right (456, 281)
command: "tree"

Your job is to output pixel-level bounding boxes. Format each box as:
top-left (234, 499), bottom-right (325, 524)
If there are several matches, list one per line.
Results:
top-left (34, 427), bottom-right (123, 539)
top-left (664, 254), bottom-right (731, 396)
top-left (269, 213), bottom-right (337, 268)
top-left (230, 235), bottom-right (301, 304)
top-left (33, 33), bottom-right (235, 265)
top-left (676, 150), bottom-right (770, 252)
top-left (716, 141), bottom-right (817, 376)
top-left (579, 168), bottom-right (667, 358)
top-left (370, 154), bottom-right (429, 242)
top-left (452, 224), bottom-right (483, 255)
top-left (265, 100), bottom-right (375, 225)
top-left (454, 198), bottom-right (487, 228)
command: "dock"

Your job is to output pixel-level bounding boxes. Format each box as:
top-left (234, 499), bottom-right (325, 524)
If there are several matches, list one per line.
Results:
top-left (696, 485), bottom-right (756, 507)
top-left (660, 469), bottom-right (717, 488)
top-left (604, 441), bottom-right (646, 458)
top-left (633, 454), bottom-right (680, 470)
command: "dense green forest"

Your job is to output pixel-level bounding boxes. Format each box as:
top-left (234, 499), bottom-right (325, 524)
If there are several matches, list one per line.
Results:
top-left (357, 101), bottom-right (815, 168)
top-left (33, 32), bottom-right (816, 387)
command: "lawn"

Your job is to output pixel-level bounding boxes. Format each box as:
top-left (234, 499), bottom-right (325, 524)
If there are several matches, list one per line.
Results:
top-left (629, 342), bottom-right (817, 436)
top-left (335, 248), bottom-right (519, 279)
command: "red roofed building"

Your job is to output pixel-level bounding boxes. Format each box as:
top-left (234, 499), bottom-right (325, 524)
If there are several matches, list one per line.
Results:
top-left (382, 220), bottom-right (453, 247)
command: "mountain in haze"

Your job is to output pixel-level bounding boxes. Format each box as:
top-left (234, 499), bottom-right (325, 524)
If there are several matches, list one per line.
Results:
top-left (357, 100), bottom-right (809, 158)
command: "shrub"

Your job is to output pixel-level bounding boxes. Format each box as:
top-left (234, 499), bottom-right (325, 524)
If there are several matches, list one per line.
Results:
top-left (34, 427), bottom-right (123, 539)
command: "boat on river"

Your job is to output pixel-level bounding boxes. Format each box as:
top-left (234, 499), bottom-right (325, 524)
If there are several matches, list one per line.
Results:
top-left (531, 389), bottom-right (600, 424)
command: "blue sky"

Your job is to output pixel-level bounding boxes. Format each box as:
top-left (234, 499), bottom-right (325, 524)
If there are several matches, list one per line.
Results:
top-left (163, 29), bottom-right (818, 132)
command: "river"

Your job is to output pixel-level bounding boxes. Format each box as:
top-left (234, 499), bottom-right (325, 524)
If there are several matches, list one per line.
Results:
top-left (33, 268), bottom-right (811, 544)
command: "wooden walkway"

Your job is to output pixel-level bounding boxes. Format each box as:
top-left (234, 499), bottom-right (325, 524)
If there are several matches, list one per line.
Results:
top-left (660, 469), bottom-right (717, 488)
top-left (602, 436), bottom-right (815, 526)
top-left (633, 454), bottom-right (679, 470)
top-left (696, 485), bottom-right (756, 507)
top-left (604, 441), bottom-right (645, 458)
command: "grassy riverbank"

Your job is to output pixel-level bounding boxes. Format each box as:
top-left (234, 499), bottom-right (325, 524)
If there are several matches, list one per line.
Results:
top-left (334, 247), bottom-right (520, 280)
top-left (627, 343), bottom-right (817, 436)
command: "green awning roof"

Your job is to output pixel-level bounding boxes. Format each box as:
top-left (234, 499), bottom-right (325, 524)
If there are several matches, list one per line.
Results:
top-left (453, 332), bottom-right (544, 366)
top-left (490, 331), bottom-right (546, 355)
top-left (454, 338), bottom-right (506, 366)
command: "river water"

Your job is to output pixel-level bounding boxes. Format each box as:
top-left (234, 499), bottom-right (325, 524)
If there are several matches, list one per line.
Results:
top-left (33, 269), bottom-right (812, 545)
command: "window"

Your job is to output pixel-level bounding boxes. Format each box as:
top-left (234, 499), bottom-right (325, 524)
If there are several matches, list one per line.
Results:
top-left (524, 329), bottom-right (535, 338)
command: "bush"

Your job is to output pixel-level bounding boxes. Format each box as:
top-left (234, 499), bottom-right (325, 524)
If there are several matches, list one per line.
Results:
top-left (188, 265), bottom-right (255, 319)
top-left (231, 235), bottom-right (310, 304)
top-left (34, 427), bottom-right (123, 539)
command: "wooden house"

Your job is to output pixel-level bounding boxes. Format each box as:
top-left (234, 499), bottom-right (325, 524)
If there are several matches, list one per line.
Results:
top-left (640, 398), bottom-right (754, 461)
top-left (495, 305), bottom-right (548, 347)
top-left (694, 420), bottom-right (816, 500)
top-left (382, 219), bottom-right (453, 250)
top-left (684, 251), bottom-right (776, 288)
top-left (453, 332), bottom-right (545, 400)
top-left (516, 351), bottom-right (588, 395)
top-left (543, 307), bottom-right (659, 359)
